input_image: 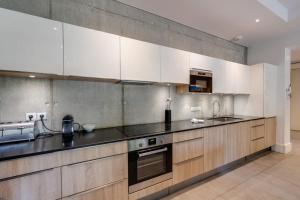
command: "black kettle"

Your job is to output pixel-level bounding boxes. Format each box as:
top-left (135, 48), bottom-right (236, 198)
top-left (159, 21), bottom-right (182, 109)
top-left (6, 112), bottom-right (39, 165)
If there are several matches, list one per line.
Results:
top-left (62, 115), bottom-right (74, 142)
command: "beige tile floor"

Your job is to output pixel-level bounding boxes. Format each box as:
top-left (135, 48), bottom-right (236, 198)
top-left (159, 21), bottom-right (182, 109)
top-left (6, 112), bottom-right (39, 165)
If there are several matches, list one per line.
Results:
top-left (162, 138), bottom-right (300, 200)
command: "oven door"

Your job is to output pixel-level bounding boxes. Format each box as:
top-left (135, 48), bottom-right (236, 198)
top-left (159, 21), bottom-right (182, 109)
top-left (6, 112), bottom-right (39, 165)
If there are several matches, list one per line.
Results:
top-left (128, 144), bottom-right (172, 187)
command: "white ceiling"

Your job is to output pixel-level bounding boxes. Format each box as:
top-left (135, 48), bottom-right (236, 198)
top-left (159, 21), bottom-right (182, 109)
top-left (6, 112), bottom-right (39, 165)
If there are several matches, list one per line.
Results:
top-left (118, 0), bottom-right (300, 47)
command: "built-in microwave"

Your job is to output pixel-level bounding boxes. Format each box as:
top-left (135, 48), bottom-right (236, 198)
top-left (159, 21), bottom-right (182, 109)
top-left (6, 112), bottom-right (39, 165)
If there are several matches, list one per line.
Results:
top-left (189, 69), bottom-right (213, 93)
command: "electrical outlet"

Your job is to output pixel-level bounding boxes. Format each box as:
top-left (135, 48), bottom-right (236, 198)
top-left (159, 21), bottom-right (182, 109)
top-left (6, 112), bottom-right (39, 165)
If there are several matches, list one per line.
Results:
top-left (26, 113), bottom-right (37, 121)
top-left (37, 112), bottom-right (47, 120)
top-left (191, 106), bottom-right (202, 112)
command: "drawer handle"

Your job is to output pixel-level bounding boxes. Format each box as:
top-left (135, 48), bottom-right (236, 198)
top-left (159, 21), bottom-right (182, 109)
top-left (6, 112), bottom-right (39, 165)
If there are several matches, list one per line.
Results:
top-left (138, 147), bottom-right (168, 157)
top-left (252, 136), bottom-right (264, 141)
top-left (252, 124), bottom-right (264, 128)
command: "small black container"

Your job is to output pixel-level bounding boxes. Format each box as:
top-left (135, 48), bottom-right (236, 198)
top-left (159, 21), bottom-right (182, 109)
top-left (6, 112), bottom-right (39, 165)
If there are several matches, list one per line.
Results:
top-left (62, 115), bottom-right (74, 142)
top-left (165, 109), bottom-right (172, 124)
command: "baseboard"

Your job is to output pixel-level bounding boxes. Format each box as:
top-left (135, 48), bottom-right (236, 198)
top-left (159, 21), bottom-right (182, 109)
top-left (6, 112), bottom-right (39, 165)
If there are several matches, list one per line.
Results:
top-left (272, 143), bottom-right (292, 153)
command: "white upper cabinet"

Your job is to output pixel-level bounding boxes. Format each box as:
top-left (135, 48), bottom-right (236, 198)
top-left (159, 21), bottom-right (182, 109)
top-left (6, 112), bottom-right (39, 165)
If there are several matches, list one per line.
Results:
top-left (0, 8), bottom-right (63, 75)
top-left (64, 24), bottom-right (120, 80)
top-left (189, 53), bottom-right (215, 71)
top-left (225, 63), bottom-right (251, 94)
top-left (263, 63), bottom-right (278, 117)
top-left (161, 47), bottom-right (189, 84)
top-left (234, 63), bottom-right (277, 117)
top-left (121, 37), bottom-right (161, 82)
top-left (235, 63), bottom-right (251, 94)
top-left (189, 52), bottom-right (250, 94)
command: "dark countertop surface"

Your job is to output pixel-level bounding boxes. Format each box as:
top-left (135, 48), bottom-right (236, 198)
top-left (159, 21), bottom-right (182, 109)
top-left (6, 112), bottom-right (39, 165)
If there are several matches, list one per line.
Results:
top-left (0, 115), bottom-right (264, 161)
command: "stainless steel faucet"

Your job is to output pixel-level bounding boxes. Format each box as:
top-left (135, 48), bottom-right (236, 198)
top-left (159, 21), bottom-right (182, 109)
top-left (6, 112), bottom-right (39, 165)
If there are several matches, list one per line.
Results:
top-left (212, 100), bottom-right (221, 118)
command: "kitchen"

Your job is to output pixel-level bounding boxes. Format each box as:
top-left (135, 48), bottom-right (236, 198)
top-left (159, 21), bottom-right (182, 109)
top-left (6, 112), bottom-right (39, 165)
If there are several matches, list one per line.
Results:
top-left (0, 0), bottom-right (299, 200)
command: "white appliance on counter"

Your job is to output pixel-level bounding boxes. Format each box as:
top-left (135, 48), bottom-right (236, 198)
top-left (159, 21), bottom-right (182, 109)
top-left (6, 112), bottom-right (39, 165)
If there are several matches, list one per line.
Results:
top-left (234, 63), bottom-right (278, 117)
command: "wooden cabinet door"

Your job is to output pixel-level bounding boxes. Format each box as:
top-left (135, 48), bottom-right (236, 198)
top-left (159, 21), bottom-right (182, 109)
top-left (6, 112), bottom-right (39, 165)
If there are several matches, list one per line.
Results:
top-left (62, 180), bottom-right (128, 200)
top-left (0, 168), bottom-right (61, 200)
top-left (64, 23), bottom-right (120, 80)
top-left (173, 137), bottom-right (204, 164)
top-left (121, 37), bottom-right (161, 82)
top-left (225, 122), bottom-right (250, 164)
top-left (265, 117), bottom-right (276, 147)
top-left (173, 156), bottom-right (204, 185)
top-left (204, 126), bottom-right (227, 172)
top-left (0, 8), bottom-right (63, 75)
top-left (62, 154), bottom-right (128, 197)
top-left (250, 138), bottom-right (265, 154)
top-left (161, 46), bottom-right (189, 84)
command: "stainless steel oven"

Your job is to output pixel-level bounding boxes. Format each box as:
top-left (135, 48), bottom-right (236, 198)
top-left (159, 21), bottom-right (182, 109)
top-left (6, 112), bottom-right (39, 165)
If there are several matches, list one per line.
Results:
top-left (189, 69), bottom-right (213, 93)
top-left (128, 134), bottom-right (172, 193)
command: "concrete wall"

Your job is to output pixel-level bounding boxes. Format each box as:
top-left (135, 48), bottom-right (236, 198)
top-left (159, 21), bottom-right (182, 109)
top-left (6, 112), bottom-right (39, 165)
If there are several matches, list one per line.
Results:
top-left (0, 0), bottom-right (247, 64)
top-left (0, 77), bottom-right (233, 129)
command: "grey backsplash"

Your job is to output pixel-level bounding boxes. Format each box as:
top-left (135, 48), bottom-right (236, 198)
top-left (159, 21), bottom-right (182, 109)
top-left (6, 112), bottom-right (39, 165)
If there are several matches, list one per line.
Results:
top-left (0, 77), bottom-right (233, 129)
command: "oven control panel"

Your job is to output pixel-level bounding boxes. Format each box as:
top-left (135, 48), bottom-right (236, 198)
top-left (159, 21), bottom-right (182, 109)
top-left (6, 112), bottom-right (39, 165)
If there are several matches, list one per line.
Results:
top-left (128, 134), bottom-right (172, 152)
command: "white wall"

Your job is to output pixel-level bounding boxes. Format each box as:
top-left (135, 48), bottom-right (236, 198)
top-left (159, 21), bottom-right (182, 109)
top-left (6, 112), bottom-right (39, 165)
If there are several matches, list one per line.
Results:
top-left (247, 29), bottom-right (300, 153)
top-left (291, 68), bottom-right (300, 131)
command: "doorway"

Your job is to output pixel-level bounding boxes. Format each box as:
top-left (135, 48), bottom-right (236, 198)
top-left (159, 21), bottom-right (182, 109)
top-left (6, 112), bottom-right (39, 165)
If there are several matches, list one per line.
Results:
top-left (291, 49), bottom-right (300, 139)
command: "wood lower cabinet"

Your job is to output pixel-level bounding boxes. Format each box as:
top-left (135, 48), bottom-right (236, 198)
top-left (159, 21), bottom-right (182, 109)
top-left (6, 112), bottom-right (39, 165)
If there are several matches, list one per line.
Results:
top-left (0, 168), bottom-right (61, 200)
top-left (173, 130), bottom-right (204, 184)
top-left (225, 122), bottom-right (251, 164)
top-left (129, 179), bottom-right (172, 200)
top-left (61, 141), bottom-right (127, 166)
top-left (265, 117), bottom-right (276, 147)
top-left (173, 137), bottom-right (204, 164)
top-left (63, 180), bottom-right (128, 200)
top-left (204, 126), bottom-right (227, 172)
top-left (62, 153), bottom-right (128, 197)
top-left (250, 137), bottom-right (266, 153)
top-left (250, 124), bottom-right (265, 140)
top-left (250, 119), bottom-right (266, 154)
top-left (173, 129), bottom-right (204, 143)
top-left (0, 152), bottom-right (61, 180)
top-left (173, 156), bottom-right (204, 184)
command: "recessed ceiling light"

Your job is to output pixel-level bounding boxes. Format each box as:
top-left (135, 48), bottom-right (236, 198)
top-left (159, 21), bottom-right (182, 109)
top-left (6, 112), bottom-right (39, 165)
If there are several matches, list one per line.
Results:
top-left (29, 75), bottom-right (36, 78)
top-left (255, 19), bottom-right (260, 23)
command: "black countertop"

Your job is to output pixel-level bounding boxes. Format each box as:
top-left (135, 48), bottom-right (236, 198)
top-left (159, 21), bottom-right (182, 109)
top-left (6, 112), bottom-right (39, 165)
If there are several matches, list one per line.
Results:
top-left (0, 115), bottom-right (263, 161)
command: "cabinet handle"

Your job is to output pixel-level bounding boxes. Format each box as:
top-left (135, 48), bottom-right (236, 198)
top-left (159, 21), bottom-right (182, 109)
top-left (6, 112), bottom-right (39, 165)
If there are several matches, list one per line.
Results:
top-left (138, 147), bottom-right (168, 157)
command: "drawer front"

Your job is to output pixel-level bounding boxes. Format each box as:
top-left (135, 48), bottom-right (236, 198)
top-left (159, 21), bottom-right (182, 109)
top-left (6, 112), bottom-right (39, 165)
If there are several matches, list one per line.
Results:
top-left (173, 138), bottom-right (204, 164)
top-left (251, 119), bottom-right (265, 127)
top-left (250, 138), bottom-right (266, 154)
top-left (62, 153), bottom-right (128, 197)
top-left (62, 179), bottom-right (128, 200)
top-left (129, 179), bottom-right (172, 200)
top-left (173, 156), bottom-right (204, 185)
top-left (173, 129), bottom-right (204, 143)
top-left (251, 125), bottom-right (265, 140)
top-left (0, 152), bottom-right (61, 180)
top-left (61, 141), bottom-right (127, 166)
top-left (0, 168), bottom-right (61, 200)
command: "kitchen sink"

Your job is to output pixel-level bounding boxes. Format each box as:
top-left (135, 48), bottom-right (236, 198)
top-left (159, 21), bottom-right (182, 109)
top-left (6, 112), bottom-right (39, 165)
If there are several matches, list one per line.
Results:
top-left (208, 117), bottom-right (243, 122)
